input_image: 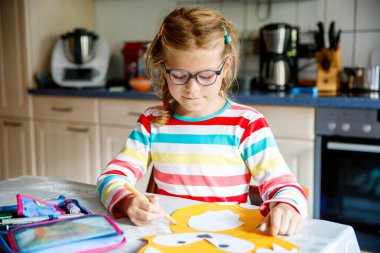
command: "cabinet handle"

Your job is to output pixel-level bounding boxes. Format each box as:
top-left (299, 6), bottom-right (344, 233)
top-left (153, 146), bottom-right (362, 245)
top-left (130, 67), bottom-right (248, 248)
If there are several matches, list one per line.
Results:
top-left (3, 121), bottom-right (23, 127)
top-left (51, 106), bottom-right (72, 112)
top-left (128, 112), bottom-right (141, 116)
top-left (66, 126), bottom-right (89, 133)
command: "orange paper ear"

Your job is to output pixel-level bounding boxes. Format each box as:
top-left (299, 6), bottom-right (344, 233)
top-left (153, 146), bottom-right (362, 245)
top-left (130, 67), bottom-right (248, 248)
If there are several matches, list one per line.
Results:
top-left (138, 203), bottom-right (299, 253)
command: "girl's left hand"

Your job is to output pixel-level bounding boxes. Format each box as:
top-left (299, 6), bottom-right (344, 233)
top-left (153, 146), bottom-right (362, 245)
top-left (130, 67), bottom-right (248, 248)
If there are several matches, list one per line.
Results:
top-left (259, 203), bottom-right (304, 236)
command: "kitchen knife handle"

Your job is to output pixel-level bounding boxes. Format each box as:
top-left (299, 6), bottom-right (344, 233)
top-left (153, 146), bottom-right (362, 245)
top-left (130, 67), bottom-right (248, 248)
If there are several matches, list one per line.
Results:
top-left (317, 21), bottom-right (325, 48)
top-left (334, 30), bottom-right (341, 50)
top-left (328, 21), bottom-right (335, 49)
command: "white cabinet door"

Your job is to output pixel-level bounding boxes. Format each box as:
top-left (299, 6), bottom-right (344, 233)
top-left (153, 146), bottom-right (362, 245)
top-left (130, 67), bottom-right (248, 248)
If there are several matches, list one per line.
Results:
top-left (0, 117), bottom-right (33, 179)
top-left (99, 99), bottom-right (159, 127)
top-left (100, 125), bottom-right (133, 167)
top-left (252, 105), bottom-right (315, 140)
top-left (33, 96), bottom-right (98, 123)
top-left (249, 104), bottom-right (315, 217)
top-left (100, 99), bottom-right (159, 192)
top-left (0, 0), bottom-right (30, 117)
top-left (101, 125), bottom-right (152, 192)
top-left (35, 121), bottom-right (100, 184)
top-left (277, 138), bottom-right (314, 218)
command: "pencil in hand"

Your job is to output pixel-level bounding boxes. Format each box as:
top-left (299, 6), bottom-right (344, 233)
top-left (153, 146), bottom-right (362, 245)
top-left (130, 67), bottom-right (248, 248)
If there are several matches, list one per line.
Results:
top-left (123, 183), bottom-right (177, 225)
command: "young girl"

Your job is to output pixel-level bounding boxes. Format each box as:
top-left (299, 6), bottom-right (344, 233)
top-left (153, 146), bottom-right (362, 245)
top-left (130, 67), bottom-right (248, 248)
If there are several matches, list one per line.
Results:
top-left (97, 7), bottom-right (307, 236)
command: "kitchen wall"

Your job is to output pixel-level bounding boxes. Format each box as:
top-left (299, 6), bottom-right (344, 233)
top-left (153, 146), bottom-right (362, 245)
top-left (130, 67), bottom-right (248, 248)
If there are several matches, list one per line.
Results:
top-left (26, 0), bottom-right (95, 80)
top-left (94, 0), bottom-right (380, 81)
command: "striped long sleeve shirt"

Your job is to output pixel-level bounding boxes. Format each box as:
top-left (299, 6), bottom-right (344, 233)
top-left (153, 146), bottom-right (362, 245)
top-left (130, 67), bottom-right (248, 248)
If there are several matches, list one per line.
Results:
top-left (97, 100), bottom-right (308, 218)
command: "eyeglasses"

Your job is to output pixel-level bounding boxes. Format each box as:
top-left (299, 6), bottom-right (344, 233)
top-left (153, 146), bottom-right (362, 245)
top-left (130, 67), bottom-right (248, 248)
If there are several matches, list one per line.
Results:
top-left (164, 59), bottom-right (227, 86)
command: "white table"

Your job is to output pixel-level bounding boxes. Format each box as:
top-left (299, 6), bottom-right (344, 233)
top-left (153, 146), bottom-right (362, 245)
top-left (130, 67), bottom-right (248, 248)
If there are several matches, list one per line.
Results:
top-left (0, 176), bottom-right (361, 253)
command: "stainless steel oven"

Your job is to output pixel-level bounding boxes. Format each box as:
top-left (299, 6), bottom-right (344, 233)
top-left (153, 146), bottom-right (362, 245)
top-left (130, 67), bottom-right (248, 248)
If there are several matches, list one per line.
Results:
top-left (314, 108), bottom-right (380, 252)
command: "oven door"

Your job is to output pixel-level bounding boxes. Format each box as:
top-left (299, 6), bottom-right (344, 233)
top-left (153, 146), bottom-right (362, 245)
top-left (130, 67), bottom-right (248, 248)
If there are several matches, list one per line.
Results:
top-left (315, 135), bottom-right (380, 252)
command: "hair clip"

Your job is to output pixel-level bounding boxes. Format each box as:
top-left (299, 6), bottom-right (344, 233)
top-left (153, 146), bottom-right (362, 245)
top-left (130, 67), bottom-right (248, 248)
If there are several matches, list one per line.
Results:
top-left (158, 23), bottom-right (165, 37)
top-left (221, 22), bottom-right (231, 45)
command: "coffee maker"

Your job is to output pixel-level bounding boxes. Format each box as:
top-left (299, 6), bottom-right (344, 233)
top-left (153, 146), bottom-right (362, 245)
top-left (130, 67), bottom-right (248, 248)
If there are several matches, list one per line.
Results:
top-left (259, 23), bottom-right (299, 91)
top-left (51, 28), bottom-right (110, 88)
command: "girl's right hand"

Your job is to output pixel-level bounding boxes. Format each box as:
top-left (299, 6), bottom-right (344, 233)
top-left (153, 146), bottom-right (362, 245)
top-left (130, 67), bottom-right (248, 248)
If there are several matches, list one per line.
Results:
top-left (117, 195), bottom-right (164, 226)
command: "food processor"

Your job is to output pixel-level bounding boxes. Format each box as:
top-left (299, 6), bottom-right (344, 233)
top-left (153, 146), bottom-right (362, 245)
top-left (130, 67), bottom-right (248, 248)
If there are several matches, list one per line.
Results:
top-left (51, 28), bottom-right (110, 88)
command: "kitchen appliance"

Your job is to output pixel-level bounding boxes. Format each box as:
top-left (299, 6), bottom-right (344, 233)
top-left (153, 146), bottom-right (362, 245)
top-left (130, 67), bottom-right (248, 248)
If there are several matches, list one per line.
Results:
top-left (259, 23), bottom-right (299, 91)
top-left (122, 41), bottom-right (150, 87)
top-left (315, 108), bottom-right (380, 252)
top-left (344, 66), bottom-right (380, 92)
top-left (51, 28), bottom-right (110, 88)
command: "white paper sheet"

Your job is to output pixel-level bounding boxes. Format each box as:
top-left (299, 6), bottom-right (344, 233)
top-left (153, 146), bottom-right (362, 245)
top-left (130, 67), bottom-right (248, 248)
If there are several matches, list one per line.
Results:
top-left (188, 210), bottom-right (243, 232)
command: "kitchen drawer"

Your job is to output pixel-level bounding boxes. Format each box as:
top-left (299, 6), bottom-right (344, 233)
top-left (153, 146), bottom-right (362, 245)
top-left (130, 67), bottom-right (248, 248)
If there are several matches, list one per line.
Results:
top-left (100, 99), bottom-right (159, 127)
top-left (33, 96), bottom-right (98, 123)
top-left (250, 105), bottom-right (315, 140)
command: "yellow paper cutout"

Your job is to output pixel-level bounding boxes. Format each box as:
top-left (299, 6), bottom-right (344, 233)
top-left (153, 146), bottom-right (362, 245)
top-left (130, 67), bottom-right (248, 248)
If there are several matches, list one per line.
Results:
top-left (138, 203), bottom-right (299, 253)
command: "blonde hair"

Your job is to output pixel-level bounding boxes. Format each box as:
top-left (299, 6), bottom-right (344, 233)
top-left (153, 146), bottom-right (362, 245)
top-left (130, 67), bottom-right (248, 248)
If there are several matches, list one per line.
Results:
top-left (145, 7), bottom-right (240, 125)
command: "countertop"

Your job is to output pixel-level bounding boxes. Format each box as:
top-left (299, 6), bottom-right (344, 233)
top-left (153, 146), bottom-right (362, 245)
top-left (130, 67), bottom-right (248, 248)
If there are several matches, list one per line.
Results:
top-left (28, 88), bottom-right (380, 109)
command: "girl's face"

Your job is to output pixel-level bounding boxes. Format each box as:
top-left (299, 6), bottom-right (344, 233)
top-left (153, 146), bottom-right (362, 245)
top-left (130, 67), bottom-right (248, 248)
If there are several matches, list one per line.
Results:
top-left (164, 47), bottom-right (231, 118)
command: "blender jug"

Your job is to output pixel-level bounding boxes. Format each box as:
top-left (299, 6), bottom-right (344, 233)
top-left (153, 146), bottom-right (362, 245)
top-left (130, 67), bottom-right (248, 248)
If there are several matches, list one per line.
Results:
top-left (62, 28), bottom-right (98, 65)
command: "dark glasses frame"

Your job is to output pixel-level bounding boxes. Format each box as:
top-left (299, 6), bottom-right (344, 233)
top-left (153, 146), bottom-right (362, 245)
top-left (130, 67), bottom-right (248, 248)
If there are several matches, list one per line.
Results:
top-left (164, 58), bottom-right (227, 86)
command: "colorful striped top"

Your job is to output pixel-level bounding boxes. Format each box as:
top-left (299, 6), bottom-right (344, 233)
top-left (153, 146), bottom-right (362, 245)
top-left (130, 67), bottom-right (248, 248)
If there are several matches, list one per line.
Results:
top-left (97, 100), bottom-right (308, 218)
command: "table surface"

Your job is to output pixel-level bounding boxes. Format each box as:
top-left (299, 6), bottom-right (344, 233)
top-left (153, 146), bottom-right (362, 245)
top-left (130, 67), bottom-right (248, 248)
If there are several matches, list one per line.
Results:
top-left (0, 176), bottom-right (361, 253)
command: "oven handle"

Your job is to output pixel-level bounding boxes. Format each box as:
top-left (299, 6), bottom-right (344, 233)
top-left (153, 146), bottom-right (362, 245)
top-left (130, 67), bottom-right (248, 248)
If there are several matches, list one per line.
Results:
top-left (327, 141), bottom-right (380, 153)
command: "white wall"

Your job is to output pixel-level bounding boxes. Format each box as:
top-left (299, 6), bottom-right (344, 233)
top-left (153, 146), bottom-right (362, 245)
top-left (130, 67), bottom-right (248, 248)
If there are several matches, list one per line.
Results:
top-left (94, 0), bottom-right (177, 79)
top-left (94, 0), bottom-right (380, 80)
top-left (26, 0), bottom-right (95, 77)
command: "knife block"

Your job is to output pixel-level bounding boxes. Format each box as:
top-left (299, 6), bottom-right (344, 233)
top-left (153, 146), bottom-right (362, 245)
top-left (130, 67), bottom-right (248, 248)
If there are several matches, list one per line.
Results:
top-left (316, 48), bottom-right (342, 92)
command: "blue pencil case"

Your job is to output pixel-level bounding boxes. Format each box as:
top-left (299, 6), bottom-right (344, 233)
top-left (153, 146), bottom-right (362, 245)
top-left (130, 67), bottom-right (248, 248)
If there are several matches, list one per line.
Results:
top-left (0, 195), bottom-right (126, 253)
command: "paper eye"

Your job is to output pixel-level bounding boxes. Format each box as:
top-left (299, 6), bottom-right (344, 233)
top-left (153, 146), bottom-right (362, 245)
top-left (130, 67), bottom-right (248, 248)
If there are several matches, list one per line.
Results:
top-left (206, 233), bottom-right (255, 252)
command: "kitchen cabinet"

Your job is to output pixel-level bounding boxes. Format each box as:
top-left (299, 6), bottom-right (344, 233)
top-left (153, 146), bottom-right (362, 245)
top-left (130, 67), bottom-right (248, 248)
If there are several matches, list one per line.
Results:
top-left (32, 96), bottom-right (158, 188)
top-left (0, 0), bottom-right (30, 118)
top-left (0, 0), bottom-right (94, 116)
top-left (0, 117), bottom-right (34, 180)
top-left (249, 105), bottom-right (315, 217)
top-left (99, 98), bottom-right (159, 192)
top-left (0, 0), bottom-right (95, 180)
top-left (33, 96), bottom-right (100, 184)
top-left (0, 0), bottom-right (34, 178)
top-left (34, 121), bottom-right (100, 184)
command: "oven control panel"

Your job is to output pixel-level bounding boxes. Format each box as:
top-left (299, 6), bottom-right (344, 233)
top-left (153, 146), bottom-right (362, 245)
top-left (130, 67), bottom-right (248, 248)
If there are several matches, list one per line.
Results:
top-left (316, 108), bottom-right (380, 138)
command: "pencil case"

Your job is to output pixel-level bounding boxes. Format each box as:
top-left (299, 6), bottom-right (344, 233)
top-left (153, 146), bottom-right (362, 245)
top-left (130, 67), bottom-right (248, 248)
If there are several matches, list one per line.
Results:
top-left (5, 214), bottom-right (126, 253)
top-left (0, 195), bottom-right (126, 253)
top-left (0, 194), bottom-right (91, 218)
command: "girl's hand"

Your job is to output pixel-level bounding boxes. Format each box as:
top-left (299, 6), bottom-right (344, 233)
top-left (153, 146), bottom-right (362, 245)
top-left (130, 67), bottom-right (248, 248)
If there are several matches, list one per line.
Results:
top-left (117, 195), bottom-right (163, 226)
top-left (259, 203), bottom-right (304, 236)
